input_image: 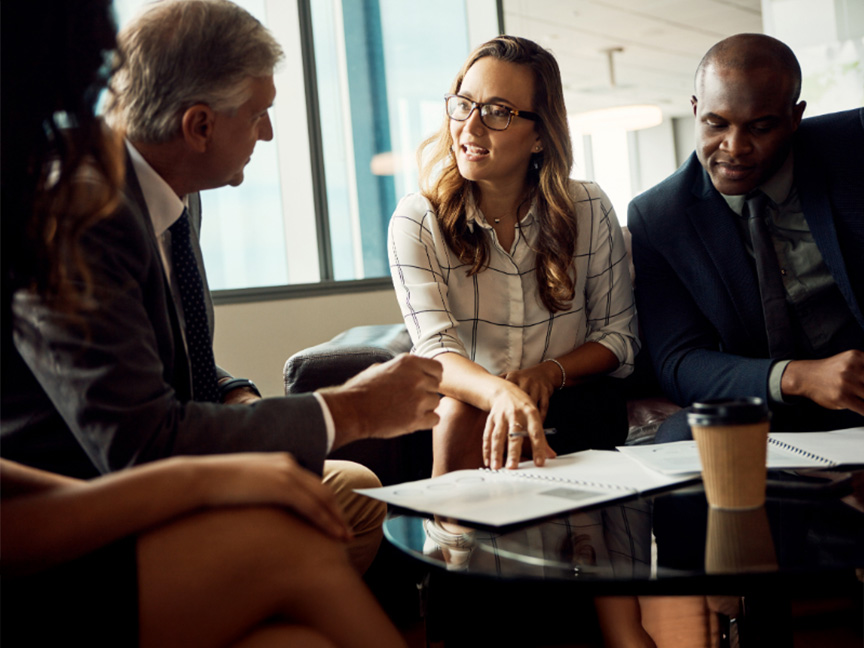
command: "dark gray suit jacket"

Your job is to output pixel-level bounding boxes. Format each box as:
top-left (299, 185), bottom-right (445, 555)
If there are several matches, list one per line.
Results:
top-left (1, 158), bottom-right (328, 478)
top-left (627, 108), bottom-right (864, 431)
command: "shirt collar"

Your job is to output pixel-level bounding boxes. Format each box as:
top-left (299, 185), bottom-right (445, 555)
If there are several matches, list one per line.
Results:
top-left (464, 189), bottom-right (538, 231)
top-left (125, 140), bottom-right (187, 236)
top-left (720, 151), bottom-right (794, 216)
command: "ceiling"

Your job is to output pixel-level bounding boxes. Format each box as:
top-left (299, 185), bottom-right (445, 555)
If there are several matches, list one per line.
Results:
top-left (502, 0), bottom-right (764, 118)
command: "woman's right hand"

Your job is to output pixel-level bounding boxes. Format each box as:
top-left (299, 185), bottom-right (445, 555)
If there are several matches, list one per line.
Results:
top-left (481, 382), bottom-right (556, 471)
top-left (184, 453), bottom-right (352, 542)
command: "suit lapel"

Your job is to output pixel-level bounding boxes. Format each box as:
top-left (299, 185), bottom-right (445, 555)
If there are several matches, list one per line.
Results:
top-left (124, 153), bottom-right (194, 399)
top-left (688, 169), bottom-right (768, 348)
top-left (794, 145), bottom-right (864, 329)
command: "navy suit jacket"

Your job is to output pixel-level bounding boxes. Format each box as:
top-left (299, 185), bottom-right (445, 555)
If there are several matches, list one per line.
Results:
top-left (628, 108), bottom-right (864, 427)
top-left (1, 156), bottom-right (328, 478)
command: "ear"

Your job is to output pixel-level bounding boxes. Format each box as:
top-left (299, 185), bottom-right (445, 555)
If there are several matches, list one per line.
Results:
top-left (533, 135), bottom-right (543, 153)
top-left (690, 95), bottom-right (698, 116)
top-left (181, 104), bottom-right (215, 153)
top-left (791, 100), bottom-right (806, 130)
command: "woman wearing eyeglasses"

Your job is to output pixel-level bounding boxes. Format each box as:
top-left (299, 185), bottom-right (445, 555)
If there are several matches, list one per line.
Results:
top-left (388, 36), bottom-right (639, 474)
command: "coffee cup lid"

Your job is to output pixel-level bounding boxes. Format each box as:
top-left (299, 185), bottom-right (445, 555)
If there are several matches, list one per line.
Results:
top-left (686, 397), bottom-right (769, 426)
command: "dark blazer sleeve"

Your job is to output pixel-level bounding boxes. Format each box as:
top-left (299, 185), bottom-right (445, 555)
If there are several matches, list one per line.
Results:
top-left (10, 193), bottom-right (329, 477)
top-left (627, 157), bottom-right (774, 407)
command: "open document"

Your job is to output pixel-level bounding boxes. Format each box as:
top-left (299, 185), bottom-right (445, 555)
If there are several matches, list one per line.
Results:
top-left (355, 449), bottom-right (696, 527)
top-left (616, 426), bottom-right (864, 476)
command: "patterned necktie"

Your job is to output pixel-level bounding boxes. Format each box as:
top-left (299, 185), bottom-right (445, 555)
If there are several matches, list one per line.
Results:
top-left (169, 209), bottom-right (220, 402)
top-left (745, 192), bottom-right (795, 359)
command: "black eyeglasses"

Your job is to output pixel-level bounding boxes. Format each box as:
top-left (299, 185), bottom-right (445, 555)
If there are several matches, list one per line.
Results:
top-left (444, 93), bottom-right (539, 131)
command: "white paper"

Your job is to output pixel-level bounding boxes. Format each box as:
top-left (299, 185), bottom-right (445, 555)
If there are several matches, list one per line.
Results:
top-left (356, 449), bottom-right (693, 527)
top-left (616, 427), bottom-right (864, 475)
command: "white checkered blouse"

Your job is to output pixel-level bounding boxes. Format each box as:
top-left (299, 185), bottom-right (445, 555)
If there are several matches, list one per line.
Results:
top-left (388, 179), bottom-right (639, 377)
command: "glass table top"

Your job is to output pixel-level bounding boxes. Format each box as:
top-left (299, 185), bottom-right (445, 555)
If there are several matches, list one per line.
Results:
top-left (384, 474), bottom-right (864, 593)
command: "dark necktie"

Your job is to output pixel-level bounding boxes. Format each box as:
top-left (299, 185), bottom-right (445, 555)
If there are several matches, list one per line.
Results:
top-left (169, 209), bottom-right (220, 402)
top-left (745, 192), bottom-right (795, 359)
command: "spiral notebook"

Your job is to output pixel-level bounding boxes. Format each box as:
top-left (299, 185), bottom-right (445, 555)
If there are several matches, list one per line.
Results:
top-left (616, 426), bottom-right (864, 476)
top-left (355, 449), bottom-right (696, 527)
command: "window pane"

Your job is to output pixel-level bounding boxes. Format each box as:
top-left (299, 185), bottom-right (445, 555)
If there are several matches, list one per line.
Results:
top-left (311, 0), bottom-right (471, 281)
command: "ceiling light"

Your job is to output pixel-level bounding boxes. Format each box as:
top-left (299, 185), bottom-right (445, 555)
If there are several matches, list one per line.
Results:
top-left (569, 104), bottom-right (663, 134)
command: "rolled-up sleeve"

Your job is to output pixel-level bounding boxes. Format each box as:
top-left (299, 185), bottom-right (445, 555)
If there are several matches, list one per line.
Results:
top-left (580, 183), bottom-right (640, 378)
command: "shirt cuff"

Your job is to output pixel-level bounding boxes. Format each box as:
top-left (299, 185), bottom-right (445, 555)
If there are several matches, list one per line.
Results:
top-left (311, 391), bottom-right (335, 453)
top-left (769, 360), bottom-right (792, 404)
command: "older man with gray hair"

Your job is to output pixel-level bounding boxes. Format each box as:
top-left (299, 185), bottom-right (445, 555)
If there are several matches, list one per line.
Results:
top-left (4, 0), bottom-right (441, 575)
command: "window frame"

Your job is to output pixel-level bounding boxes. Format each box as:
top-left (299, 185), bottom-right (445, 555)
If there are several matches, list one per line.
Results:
top-left (212, 0), bottom-right (504, 304)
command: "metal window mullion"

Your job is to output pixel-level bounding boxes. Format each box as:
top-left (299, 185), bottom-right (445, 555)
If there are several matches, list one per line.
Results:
top-left (297, 0), bottom-right (335, 282)
top-left (330, 0), bottom-right (366, 279)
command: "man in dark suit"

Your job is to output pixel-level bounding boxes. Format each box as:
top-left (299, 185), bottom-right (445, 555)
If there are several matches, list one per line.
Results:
top-left (628, 33), bottom-right (864, 442)
top-left (1, 0), bottom-right (441, 572)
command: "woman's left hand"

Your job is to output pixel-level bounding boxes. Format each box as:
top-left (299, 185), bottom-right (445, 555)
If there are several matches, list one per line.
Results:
top-left (500, 362), bottom-right (561, 421)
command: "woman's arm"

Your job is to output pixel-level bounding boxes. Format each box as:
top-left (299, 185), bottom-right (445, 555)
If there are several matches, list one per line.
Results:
top-left (436, 352), bottom-right (554, 470)
top-left (388, 196), bottom-right (556, 469)
top-left (501, 341), bottom-right (621, 421)
top-left (0, 454), bottom-right (350, 576)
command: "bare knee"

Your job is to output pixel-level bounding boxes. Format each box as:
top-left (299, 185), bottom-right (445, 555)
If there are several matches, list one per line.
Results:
top-left (230, 623), bottom-right (337, 648)
top-left (432, 397), bottom-right (486, 474)
top-left (139, 507), bottom-right (354, 648)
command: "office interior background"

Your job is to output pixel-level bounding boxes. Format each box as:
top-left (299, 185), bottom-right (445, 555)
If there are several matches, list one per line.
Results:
top-left (112, 0), bottom-right (864, 397)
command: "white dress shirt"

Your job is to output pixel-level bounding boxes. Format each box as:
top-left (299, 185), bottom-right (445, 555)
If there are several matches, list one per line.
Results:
top-left (388, 179), bottom-right (639, 377)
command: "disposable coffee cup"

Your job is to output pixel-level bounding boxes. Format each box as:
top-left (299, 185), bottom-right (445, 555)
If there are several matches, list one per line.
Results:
top-left (687, 398), bottom-right (770, 510)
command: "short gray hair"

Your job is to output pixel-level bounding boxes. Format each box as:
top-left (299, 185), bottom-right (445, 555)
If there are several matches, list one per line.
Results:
top-left (109, 0), bottom-right (283, 142)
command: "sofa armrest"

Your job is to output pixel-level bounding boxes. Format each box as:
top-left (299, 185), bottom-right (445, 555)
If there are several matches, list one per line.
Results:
top-left (284, 324), bottom-right (412, 394)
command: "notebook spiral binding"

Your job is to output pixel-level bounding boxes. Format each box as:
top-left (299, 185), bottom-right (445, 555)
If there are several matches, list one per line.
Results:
top-left (767, 437), bottom-right (836, 465)
top-left (481, 467), bottom-right (633, 491)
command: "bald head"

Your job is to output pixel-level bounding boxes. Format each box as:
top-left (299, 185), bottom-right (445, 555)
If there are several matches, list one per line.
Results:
top-left (695, 33), bottom-right (802, 107)
top-left (690, 33), bottom-right (806, 195)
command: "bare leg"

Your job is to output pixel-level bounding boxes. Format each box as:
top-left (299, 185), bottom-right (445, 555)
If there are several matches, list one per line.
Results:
top-left (638, 595), bottom-right (715, 647)
top-left (231, 624), bottom-right (335, 648)
top-left (322, 460), bottom-right (386, 574)
top-left (595, 596), bottom-right (657, 648)
top-left (431, 396), bottom-right (487, 477)
top-left (138, 506), bottom-right (406, 648)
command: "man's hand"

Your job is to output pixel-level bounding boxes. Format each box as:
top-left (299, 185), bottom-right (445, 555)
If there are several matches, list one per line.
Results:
top-left (781, 350), bottom-right (864, 416)
top-left (320, 354), bottom-right (442, 450)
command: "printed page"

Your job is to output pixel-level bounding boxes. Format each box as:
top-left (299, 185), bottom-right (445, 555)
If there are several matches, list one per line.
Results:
top-left (616, 442), bottom-right (706, 475)
top-left (356, 450), bottom-right (693, 526)
top-left (356, 468), bottom-right (618, 526)
top-left (512, 449), bottom-right (695, 490)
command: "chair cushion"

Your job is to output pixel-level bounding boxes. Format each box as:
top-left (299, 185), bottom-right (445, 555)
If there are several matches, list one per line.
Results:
top-left (283, 324), bottom-right (412, 394)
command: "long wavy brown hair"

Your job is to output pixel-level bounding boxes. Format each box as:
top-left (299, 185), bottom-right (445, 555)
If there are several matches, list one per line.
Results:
top-left (418, 35), bottom-right (577, 313)
top-left (2, 0), bottom-right (124, 315)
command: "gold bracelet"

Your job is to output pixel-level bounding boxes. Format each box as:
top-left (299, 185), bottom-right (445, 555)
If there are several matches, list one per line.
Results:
top-left (546, 358), bottom-right (566, 390)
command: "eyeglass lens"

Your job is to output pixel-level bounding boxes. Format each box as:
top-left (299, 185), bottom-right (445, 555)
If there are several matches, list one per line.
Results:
top-left (446, 95), bottom-right (511, 130)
